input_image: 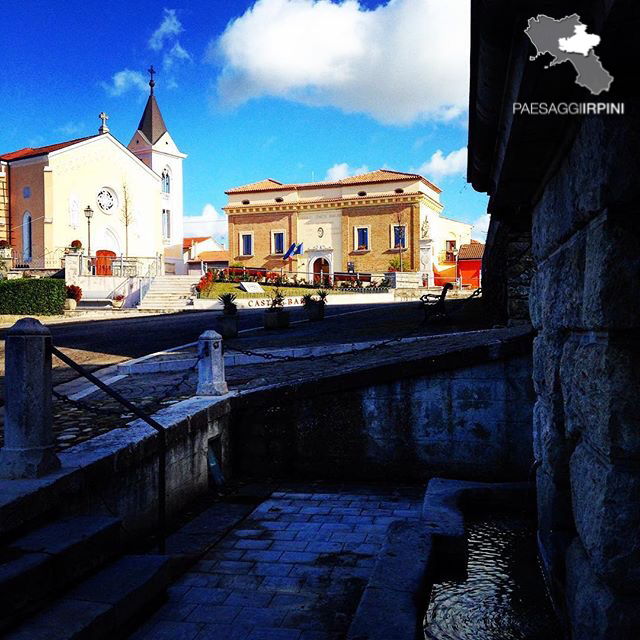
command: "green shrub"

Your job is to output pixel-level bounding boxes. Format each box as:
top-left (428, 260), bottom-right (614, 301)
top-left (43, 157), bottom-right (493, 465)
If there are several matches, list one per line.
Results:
top-left (0, 278), bottom-right (66, 315)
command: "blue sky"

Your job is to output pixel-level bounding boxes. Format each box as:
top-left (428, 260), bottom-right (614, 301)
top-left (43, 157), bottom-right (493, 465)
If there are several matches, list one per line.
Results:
top-left (0, 0), bottom-right (489, 245)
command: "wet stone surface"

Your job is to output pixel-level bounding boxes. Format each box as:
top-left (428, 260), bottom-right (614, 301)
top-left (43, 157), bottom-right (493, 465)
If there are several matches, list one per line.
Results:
top-left (129, 485), bottom-right (423, 640)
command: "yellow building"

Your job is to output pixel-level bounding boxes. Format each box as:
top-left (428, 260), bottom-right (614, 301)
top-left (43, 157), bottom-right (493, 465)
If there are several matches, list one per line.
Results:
top-left (224, 169), bottom-right (471, 284)
top-left (0, 69), bottom-right (186, 274)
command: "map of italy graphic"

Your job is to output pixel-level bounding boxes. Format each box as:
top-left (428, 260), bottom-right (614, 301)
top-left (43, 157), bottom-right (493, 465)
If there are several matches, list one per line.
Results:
top-left (525, 14), bottom-right (613, 95)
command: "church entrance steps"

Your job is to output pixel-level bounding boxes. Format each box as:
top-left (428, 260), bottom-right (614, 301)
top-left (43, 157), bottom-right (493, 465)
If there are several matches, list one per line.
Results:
top-left (0, 515), bottom-right (122, 633)
top-left (5, 555), bottom-right (172, 640)
top-left (138, 275), bottom-right (200, 311)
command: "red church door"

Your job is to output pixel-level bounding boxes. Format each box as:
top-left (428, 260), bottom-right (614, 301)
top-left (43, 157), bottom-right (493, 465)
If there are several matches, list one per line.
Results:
top-left (313, 258), bottom-right (330, 285)
top-left (95, 250), bottom-right (116, 276)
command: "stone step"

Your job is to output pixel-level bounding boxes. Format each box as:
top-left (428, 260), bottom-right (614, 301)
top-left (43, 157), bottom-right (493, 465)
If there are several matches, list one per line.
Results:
top-left (5, 555), bottom-right (172, 640)
top-left (0, 515), bottom-right (122, 632)
top-left (346, 521), bottom-right (432, 640)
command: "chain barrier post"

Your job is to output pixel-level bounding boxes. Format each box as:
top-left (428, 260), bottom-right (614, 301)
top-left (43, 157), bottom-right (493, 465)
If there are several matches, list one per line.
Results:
top-left (0, 318), bottom-right (61, 479)
top-left (197, 330), bottom-right (228, 396)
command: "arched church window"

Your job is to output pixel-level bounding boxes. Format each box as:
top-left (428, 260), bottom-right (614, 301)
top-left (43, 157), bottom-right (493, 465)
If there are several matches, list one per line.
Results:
top-left (162, 169), bottom-right (171, 194)
top-left (22, 211), bottom-right (32, 261)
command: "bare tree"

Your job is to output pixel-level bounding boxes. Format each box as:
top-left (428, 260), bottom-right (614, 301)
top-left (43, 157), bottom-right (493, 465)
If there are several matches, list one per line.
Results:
top-left (394, 210), bottom-right (407, 272)
top-left (121, 180), bottom-right (133, 257)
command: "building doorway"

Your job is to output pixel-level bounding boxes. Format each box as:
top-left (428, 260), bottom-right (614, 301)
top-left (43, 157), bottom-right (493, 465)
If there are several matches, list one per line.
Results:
top-left (95, 249), bottom-right (116, 276)
top-left (313, 257), bottom-right (330, 285)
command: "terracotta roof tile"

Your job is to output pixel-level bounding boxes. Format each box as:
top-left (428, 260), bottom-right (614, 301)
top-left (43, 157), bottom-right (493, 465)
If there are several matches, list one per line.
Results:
top-left (183, 237), bottom-right (210, 250)
top-left (225, 169), bottom-right (441, 195)
top-left (458, 242), bottom-right (485, 260)
top-left (226, 179), bottom-right (284, 193)
top-left (187, 251), bottom-right (229, 262)
top-left (0, 135), bottom-right (98, 162)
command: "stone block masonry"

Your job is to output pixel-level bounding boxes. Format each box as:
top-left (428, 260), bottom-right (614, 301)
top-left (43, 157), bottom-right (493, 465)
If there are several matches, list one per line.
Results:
top-left (530, 107), bottom-right (640, 637)
top-left (230, 342), bottom-right (534, 482)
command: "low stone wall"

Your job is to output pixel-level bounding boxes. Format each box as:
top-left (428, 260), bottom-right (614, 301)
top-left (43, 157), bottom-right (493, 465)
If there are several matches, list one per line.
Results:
top-left (191, 292), bottom-right (396, 310)
top-left (386, 271), bottom-right (422, 288)
top-left (230, 332), bottom-right (534, 482)
top-left (0, 396), bottom-right (231, 540)
top-left (347, 478), bottom-right (534, 640)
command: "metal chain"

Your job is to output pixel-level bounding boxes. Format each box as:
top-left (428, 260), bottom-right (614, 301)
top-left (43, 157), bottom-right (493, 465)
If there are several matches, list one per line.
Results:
top-left (224, 288), bottom-right (483, 364)
top-left (52, 354), bottom-right (202, 417)
top-left (225, 321), bottom-right (424, 363)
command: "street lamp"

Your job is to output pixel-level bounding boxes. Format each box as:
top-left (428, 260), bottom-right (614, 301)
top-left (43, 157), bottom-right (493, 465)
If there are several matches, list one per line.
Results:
top-left (84, 206), bottom-right (94, 272)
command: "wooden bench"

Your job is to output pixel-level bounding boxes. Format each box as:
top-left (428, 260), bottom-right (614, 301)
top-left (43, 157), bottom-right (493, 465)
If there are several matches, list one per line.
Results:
top-left (419, 282), bottom-right (453, 323)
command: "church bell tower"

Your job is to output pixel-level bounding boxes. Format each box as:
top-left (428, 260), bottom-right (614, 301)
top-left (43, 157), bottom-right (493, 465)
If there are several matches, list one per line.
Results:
top-left (128, 66), bottom-right (187, 274)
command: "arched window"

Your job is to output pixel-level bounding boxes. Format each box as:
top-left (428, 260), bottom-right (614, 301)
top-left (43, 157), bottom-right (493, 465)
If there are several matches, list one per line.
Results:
top-left (22, 211), bottom-right (32, 261)
top-left (161, 169), bottom-right (171, 194)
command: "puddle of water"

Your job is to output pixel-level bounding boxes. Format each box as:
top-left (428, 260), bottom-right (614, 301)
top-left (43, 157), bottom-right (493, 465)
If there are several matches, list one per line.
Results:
top-left (424, 510), bottom-right (563, 640)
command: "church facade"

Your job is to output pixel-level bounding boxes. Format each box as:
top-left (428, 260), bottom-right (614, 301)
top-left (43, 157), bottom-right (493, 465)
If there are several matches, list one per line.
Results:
top-left (224, 169), bottom-right (471, 283)
top-left (0, 70), bottom-right (185, 275)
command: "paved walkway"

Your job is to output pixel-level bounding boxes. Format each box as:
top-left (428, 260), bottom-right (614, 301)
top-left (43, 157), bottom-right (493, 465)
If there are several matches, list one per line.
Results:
top-left (130, 485), bottom-right (423, 640)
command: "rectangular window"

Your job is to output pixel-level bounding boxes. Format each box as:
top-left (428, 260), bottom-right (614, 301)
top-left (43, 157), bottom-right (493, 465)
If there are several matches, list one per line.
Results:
top-left (356, 227), bottom-right (369, 250)
top-left (23, 186), bottom-right (31, 199)
top-left (162, 209), bottom-right (171, 241)
top-left (241, 234), bottom-right (253, 256)
top-left (445, 239), bottom-right (456, 262)
top-left (393, 225), bottom-right (406, 248)
top-left (273, 231), bottom-right (284, 254)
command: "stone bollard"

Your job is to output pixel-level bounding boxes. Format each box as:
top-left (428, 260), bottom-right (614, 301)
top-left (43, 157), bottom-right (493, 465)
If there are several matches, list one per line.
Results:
top-left (196, 330), bottom-right (228, 396)
top-left (0, 318), bottom-right (61, 479)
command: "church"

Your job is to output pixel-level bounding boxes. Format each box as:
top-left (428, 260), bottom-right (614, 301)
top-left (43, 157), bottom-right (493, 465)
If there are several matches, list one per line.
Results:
top-left (0, 68), bottom-right (186, 275)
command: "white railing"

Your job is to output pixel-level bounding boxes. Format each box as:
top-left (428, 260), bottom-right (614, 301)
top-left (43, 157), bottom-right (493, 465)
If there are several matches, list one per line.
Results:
top-left (11, 247), bottom-right (66, 270)
top-left (139, 255), bottom-right (163, 302)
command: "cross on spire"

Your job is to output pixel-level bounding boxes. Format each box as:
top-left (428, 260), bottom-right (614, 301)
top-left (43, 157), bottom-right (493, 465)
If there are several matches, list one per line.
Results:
top-left (148, 65), bottom-right (156, 95)
top-left (98, 111), bottom-right (109, 134)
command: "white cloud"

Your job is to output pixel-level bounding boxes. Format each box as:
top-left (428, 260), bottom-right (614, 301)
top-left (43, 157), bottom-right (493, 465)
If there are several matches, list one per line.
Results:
top-left (163, 42), bottom-right (192, 72)
top-left (325, 162), bottom-right (369, 181)
top-left (210, 0), bottom-right (470, 125)
top-left (419, 147), bottom-right (467, 181)
top-left (471, 213), bottom-right (490, 242)
top-left (184, 204), bottom-right (228, 244)
top-left (149, 8), bottom-right (183, 51)
top-left (56, 121), bottom-right (84, 137)
top-left (101, 69), bottom-right (148, 96)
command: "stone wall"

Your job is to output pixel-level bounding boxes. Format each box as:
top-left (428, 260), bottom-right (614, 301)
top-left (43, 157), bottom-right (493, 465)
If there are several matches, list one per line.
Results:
top-left (230, 352), bottom-right (534, 482)
top-left (530, 106), bottom-right (640, 638)
top-left (482, 217), bottom-right (533, 326)
top-left (0, 396), bottom-right (231, 540)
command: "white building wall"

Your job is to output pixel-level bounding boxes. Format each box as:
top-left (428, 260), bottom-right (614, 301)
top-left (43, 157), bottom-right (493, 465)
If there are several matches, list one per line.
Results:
top-left (47, 135), bottom-right (162, 258)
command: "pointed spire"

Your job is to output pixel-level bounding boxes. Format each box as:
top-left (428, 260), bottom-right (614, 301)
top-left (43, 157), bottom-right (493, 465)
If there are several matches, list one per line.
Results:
top-left (148, 65), bottom-right (156, 96)
top-left (136, 65), bottom-right (167, 144)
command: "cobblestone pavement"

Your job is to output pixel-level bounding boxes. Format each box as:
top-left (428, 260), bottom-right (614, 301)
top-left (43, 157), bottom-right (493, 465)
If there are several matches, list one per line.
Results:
top-left (0, 325), bottom-right (529, 451)
top-left (130, 485), bottom-right (423, 640)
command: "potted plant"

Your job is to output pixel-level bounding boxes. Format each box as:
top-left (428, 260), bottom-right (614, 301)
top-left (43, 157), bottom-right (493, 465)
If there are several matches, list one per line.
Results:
top-left (0, 239), bottom-right (11, 260)
top-left (69, 239), bottom-right (83, 253)
top-left (65, 284), bottom-right (82, 311)
top-left (217, 292), bottom-right (239, 338)
top-left (263, 288), bottom-right (289, 329)
top-left (303, 290), bottom-right (328, 321)
top-left (112, 293), bottom-right (125, 309)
